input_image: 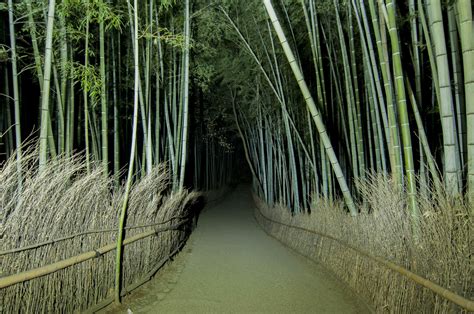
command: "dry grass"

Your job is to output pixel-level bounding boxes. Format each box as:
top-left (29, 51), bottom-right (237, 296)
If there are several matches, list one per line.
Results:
top-left (255, 173), bottom-right (472, 313)
top-left (0, 147), bottom-right (199, 313)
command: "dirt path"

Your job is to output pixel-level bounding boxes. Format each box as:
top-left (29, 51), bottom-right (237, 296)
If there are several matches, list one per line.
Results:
top-left (106, 186), bottom-right (367, 313)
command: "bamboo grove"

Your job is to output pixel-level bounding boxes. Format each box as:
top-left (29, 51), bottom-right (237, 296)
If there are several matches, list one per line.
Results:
top-left (1, 1), bottom-right (473, 231)
top-left (208, 0), bottom-right (473, 219)
top-left (1, 0), bottom-right (472, 311)
top-left (0, 0), bottom-right (235, 191)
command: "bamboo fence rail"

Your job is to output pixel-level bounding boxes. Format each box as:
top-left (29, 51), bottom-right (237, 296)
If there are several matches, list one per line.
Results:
top-left (0, 219), bottom-right (189, 289)
top-left (0, 215), bottom-right (188, 256)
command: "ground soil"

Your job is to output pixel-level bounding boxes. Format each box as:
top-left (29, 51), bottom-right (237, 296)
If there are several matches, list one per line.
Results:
top-left (101, 186), bottom-right (368, 314)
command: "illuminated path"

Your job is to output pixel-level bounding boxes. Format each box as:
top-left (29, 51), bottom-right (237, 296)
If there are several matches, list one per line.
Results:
top-left (104, 186), bottom-right (367, 313)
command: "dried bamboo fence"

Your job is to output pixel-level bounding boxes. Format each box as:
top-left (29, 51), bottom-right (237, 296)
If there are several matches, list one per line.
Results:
top-left (0, 150), bottom-right (200, 313)
top-left (253, 176), bottom-right (473, 313)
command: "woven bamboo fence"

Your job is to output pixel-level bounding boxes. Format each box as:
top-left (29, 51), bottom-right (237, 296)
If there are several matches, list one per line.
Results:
top-left (253, 175), bottom-right (473, 313)
top-left (0, 150), bottom-right (200, 313)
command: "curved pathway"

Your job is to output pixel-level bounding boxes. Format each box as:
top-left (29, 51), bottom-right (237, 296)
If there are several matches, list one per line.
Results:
top-left (105, 186), bottom-right (367, 313)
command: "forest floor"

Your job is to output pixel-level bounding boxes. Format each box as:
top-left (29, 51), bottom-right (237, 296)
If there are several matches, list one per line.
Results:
top-left (102, 186), bottom-right (368, 314)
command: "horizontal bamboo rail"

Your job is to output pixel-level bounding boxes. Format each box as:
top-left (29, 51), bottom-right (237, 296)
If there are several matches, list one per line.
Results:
top-left (0, 215), bottom-right (187, 256)
top-left (254, 202), bottom-right (474, 312)
top-left (0, 220), bottom-right (188, 289)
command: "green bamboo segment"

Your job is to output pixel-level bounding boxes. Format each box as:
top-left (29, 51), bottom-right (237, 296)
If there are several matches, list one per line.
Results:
top-left (417, 0), bottom-right (440, 106)
top-left (409, 0), bottom-right (421, 105)
top-left (447, 6), bottom-right (465, 170)
top-left (7, 0), bottom-right (22, 187)
top-left (354, 0), bottom-right (387, 174)
top-left (112, 36), bottom-right (120, 181)
top-left (83, 3), bottom-right (91, 173)
top-left (405, 78), bottom-right (442, 188)
top-left (428, 0), bottom-right (461, 195)
top-left (383, 0), bottom-right (418, 222)
top-left (368, 0), bottom-right (402, 182)
top-left (115, 0), bottom-right (140, 304)
top-left (25, 0), bottom-right (44, 92)
top-left (300, 0), bottom-right (325, 111)
top-left (58, 3), bottom-right (68, 154)
top-left (348, 5), bottom-right (366, 181)
top-left (334, 0), bottom-right (359, 182)
top-left (100, 20), bottom-right (109, 176)
top-left (66, 62), bottom-right (75, 158)
top-left (39, 0), bottom-right (56, 171)
top-left (455, 0), bottom-right (474, 198)
top-left (24, 0), bottom-right (59, 161)
top-left (179, 0), bottom-right (191, 190)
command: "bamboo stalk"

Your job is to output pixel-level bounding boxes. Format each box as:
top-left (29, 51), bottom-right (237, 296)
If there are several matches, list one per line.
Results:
top-left (383, 0), bottom-right (419, 227)
top-left (455, 0), bottom-right (474, 199)
top-left (263, 0), bottom-right (357, 215)
top-left (100, 19), bottom-right (109, 177)
top-left (428, 0), bottom-right (461, 195)
top-left (39, 0), bottom-right (56, 171)
top-left (7, 0), bottom-right (22, 188)
top-left (115, 0), bottom-right (140, 303)
top-left (179, 0), bottom-right (191, 189)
